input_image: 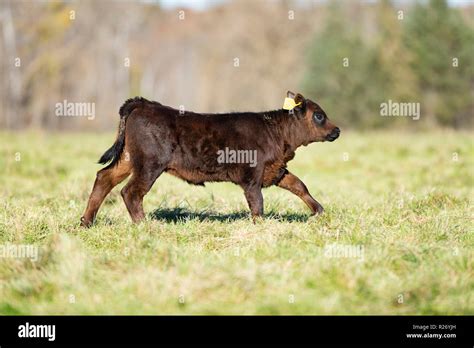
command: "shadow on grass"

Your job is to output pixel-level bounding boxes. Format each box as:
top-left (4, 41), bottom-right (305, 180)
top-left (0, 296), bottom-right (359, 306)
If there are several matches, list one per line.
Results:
top-left (150, 207), bottom-right (310, 223)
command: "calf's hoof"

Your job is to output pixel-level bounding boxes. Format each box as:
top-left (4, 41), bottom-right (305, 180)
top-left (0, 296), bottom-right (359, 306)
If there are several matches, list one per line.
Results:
top-left (312, 204), bottom-right (324, 215)
top-left (80, 216), bottom-right (93, 228)
top-left (251, 215), bottom-right (264, 224)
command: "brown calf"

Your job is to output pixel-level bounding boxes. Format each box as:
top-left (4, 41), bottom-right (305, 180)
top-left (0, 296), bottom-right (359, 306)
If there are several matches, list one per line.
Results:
top-left (80, 91), bottom-right (340, 227)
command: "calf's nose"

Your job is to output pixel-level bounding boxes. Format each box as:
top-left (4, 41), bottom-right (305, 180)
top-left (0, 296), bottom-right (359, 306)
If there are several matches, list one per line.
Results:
top-left (325, 127), bottom-right (340, 142)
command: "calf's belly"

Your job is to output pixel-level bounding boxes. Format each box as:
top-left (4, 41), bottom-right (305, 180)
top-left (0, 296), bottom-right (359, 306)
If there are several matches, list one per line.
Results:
top-left (165, 166), bottom-right (231, 185)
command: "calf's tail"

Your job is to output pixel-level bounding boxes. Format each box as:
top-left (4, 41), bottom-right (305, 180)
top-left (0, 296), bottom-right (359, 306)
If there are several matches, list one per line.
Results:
top-left (98, 97), bottom-right (146, 167)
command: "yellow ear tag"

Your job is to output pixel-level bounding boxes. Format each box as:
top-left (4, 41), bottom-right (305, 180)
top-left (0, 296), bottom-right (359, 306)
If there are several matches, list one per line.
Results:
top-left (282, 97), bottom-right (302, 110)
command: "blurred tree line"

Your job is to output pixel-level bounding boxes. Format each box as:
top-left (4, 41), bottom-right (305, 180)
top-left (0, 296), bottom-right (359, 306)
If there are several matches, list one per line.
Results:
top-left (0, 0), bottom-right (472, 131)
top-left (303, 0), bottom-right (473, 129)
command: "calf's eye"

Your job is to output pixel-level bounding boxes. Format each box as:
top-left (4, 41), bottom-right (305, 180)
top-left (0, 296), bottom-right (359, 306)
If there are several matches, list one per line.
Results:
top-left (313, 112), bottom-right (325, 123)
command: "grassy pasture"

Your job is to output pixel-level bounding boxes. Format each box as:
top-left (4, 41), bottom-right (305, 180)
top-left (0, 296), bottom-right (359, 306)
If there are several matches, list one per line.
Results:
top-left (0, 130), bottom-right (472, 314)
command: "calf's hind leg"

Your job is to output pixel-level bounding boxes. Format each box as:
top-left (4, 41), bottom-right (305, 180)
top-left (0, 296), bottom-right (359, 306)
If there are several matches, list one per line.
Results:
top-left (120, 163), bottom-right (165, 223)
top-left (81, 160), bottom-right (131, 227)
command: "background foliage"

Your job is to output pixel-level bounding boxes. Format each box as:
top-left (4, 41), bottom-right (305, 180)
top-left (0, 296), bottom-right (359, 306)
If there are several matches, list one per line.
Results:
top-left (1, 0), bottom-right (472, 130)
top-left (303, 0), bottom-right (473, 128)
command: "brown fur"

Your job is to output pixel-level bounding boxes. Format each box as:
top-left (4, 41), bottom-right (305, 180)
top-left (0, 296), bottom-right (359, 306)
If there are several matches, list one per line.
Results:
top-left (81, 91), bottom-right (340, 227)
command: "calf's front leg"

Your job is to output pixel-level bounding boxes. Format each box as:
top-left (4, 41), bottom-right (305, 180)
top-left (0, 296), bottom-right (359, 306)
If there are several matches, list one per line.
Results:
top-left (277, 170), bottom-right (324, 215)
top-left (242, 183), bottom-right (264, 222)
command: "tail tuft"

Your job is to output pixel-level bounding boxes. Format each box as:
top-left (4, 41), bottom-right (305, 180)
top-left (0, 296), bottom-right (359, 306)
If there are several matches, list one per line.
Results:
top-left (98, 137), bottom-right (125, 165)
top-left (98, 97), bottom-right (147, 167)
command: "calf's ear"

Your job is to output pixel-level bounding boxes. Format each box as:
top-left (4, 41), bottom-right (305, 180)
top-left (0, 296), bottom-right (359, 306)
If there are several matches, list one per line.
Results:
top-left (294, 93), bottom-right (306, 111)
top-left (285, 91), bottom-right (305, 113)
top-left (294, 93), bottom-right (305, 105)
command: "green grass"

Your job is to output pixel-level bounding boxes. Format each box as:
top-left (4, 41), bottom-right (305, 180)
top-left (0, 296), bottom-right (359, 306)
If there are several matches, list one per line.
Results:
top-left (0, 130), bottom-right (472, 314)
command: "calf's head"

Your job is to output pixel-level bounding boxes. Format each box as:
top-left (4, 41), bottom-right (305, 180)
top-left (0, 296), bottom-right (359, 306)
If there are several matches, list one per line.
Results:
top-left (287, 91), bottom-right (340, 143)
